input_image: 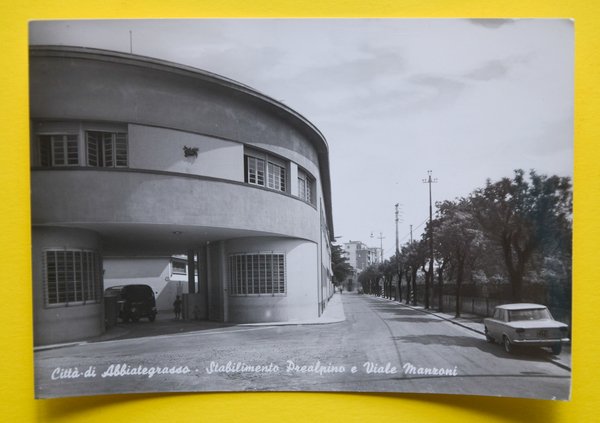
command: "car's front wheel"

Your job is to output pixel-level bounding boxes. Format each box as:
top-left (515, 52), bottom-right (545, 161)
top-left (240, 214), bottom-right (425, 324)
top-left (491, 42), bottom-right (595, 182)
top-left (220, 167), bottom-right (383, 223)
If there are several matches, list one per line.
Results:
top-left (551, 344), bottom-right (562, 355)
top-left (503, 336), bottom-right (513, 354)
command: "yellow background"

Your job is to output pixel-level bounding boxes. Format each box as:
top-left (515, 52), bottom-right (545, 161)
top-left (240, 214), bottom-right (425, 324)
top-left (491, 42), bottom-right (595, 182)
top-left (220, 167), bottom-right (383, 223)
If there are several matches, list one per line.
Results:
top-left (2, 1), bottom-right (597, 422)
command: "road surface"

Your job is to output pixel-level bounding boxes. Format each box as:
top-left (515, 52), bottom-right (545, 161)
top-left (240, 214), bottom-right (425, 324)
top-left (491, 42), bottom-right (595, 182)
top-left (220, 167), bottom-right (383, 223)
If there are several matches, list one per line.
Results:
top-left (34, 293), bottom-right (571, 399)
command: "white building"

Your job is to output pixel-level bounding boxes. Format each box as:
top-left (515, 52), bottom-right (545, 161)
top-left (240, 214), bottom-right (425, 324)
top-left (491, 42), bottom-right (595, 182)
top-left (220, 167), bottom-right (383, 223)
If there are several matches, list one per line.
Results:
top-left (342, 241), bottom-right (381, 272)
top-left (30, 46), bottom-right (335, 346)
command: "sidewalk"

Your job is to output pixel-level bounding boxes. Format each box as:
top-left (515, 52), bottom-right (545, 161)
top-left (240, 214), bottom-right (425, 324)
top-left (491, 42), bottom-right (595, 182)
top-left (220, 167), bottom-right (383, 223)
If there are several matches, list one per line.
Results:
top-left (371, 295), bottom-right (571, 371)
top-left (34, 293), bottom-right (346, 352)
top-left (241, 292), bottom-right (346, 326)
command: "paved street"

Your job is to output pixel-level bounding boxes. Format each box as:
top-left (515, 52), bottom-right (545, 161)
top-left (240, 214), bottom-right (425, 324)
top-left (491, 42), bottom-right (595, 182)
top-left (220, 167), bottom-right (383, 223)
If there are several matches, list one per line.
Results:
top-left (34, 293), bottom-right (571, 399)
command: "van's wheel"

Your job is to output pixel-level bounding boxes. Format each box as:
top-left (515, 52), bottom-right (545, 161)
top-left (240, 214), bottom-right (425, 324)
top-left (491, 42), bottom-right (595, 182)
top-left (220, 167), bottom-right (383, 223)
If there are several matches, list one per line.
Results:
top-left (503, 336), bottom-right (513, 354)
top-left (551, 344), bottom-right (562, 355)
top-left (484, 327), bottom-right (494, 343)
top-left (149, 314), bottom-right (156, 322)
top-left (131, 316), bottom-right (140, 323)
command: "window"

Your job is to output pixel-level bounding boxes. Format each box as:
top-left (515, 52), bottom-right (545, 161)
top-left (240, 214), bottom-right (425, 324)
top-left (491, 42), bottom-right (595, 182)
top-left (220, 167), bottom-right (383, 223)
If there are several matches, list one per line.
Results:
top-left (508, 308), bottom-right (552, 322)
top-left (86, 131), bottom-right (128, 167)
top-left (229, 253), bottom-right (286, 295)
top-left (246, 156), bottom-right (265, 186)
top-left (244, 152), bottom-right (287, 192)
top-left (267, 162), bottom-right (286, 191)
top-left (44, 250), bottom-right (101, 306)
top-left (171, 259), bottom-right (187, 275)
top-left (297, 169), bottom-right (314, 204)
top-left (39, 135), bottom-right (79, 167)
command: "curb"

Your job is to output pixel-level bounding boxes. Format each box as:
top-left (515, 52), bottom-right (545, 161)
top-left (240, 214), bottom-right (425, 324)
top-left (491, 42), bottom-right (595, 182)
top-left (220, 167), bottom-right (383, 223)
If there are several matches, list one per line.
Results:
top-left (34, 341), bottom-right (87, 352)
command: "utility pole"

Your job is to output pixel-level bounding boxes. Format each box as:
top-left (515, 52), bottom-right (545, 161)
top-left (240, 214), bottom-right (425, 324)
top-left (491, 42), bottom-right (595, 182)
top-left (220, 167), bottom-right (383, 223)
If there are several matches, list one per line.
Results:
top-left (395, 204), bottom-right (400, 254)
top-left (395, 204), bottom-right (402, 302)
top-left (371, 231), bottom-right (385, 297)
top-left (129, 30), bottom-right (133, 54)
top-left (422, 170), bottom-right (437, 310)
top-left (410, 225), bottom-right (413, 244)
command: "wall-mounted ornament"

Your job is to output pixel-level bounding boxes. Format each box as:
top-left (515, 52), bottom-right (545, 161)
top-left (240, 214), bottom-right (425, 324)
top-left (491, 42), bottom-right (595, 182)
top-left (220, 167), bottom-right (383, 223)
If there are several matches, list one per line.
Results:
top-left (183, 145), bottom-right (199, 158)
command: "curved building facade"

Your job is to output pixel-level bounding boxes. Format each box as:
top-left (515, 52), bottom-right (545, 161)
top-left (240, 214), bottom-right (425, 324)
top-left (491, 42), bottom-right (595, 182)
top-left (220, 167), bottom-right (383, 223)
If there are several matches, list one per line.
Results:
top-left (30, 46), bottom-right (334, 346)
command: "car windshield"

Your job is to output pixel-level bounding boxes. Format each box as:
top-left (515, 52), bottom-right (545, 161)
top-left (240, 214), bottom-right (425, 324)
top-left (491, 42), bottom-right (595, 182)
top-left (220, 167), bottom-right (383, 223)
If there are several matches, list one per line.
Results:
top-left (508, 308), bottom-right (551, 321)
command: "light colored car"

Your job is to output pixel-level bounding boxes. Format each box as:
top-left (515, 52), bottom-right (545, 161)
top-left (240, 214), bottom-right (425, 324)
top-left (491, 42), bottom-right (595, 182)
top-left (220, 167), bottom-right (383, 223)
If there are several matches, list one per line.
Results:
top-left (483, 303), bottom-right (569, 355)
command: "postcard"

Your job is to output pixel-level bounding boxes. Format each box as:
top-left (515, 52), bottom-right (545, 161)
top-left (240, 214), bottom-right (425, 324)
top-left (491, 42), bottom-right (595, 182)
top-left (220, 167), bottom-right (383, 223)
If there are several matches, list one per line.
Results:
top-left (29, 18), bottom-right (572, 400)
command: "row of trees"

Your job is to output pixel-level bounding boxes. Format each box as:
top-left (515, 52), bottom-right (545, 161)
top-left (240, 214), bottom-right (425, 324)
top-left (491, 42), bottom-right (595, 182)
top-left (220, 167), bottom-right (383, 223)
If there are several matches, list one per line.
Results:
top-left (354, 170), bottom-right (572, 318)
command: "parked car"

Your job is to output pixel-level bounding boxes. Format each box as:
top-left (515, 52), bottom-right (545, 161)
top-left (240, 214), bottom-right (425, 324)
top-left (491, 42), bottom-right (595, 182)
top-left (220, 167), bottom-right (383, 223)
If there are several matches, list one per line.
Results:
top-left (483, 303), bottom-right (569, 355)
top-left (104, 284), bottom-right (157, 323)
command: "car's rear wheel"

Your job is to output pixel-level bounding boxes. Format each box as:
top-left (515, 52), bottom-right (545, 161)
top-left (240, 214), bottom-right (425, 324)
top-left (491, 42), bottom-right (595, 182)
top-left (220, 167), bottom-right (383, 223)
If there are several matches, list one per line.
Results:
top-left (551, 344), bottom-right (562, 355)
top-left (503, 336), bottom-right (513, 354)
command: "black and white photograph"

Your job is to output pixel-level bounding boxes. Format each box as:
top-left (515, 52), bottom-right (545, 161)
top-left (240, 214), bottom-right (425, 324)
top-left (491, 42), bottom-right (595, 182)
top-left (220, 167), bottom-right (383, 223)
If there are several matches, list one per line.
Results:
top-left (29, 19), bottom-right (573, 400)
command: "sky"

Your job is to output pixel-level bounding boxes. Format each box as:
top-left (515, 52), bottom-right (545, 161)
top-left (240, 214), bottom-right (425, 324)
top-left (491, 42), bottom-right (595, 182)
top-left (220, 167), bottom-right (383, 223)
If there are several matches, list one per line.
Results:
top-left (29, 19), bottom-right (574, 259)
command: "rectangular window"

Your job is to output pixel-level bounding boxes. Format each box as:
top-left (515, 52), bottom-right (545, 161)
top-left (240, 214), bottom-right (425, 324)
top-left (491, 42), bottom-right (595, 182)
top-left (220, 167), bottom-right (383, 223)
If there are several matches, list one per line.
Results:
top-left (229, 253), bottom-right (286, 295)
top-left (267, 162), bottom-right (286, 191)
top-left (39, 135), bottom-right (79, 167)
top-left (297, 169), bottom-right (314, 204)
top-left (246, 156), bottom-right (265, 186)
top-left (86, 131), bottom-right (128, 167)
top-left (171, 259), bottom-right (187, 275)
top-left (44, 249), bottom-right (100, 306)
top-left (245, 152), bottom-right (287, 192)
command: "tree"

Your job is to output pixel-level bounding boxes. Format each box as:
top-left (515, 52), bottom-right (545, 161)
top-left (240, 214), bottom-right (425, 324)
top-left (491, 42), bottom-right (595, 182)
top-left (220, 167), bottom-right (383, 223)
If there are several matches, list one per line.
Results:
top-left (470, 170), bottom-right (572, 302)
top-left (358, 264), bottom-right (381, 295)
top-left (434, 198), bottom-right (485, 317)
top-left (380, 258), bottom-right (399, 299)
top-left (431, 212), bottom-right (450, 311)
top-left (402, 240), bottom-right (426, 306)
top-left (331, 243), bottom-right (353, 288)
top-left (392, 250), bottom-right (404, 302)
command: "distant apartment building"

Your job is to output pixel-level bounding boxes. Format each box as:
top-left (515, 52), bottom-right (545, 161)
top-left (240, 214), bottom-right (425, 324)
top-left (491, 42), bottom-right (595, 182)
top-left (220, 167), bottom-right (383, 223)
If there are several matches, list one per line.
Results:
top-left (342, 241), bottom-right (381, 272)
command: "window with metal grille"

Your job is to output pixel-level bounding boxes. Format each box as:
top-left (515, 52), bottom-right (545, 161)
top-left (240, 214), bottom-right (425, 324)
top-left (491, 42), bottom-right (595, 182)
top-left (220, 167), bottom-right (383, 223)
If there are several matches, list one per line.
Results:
top-left (39, 135), bottom-right (79, 167)
top-left (44, 250), bottom-right (101, 306)
top-left (228, 253), bottom-right (286, 295)
top-left (86, 131), bottom-right (128, 167)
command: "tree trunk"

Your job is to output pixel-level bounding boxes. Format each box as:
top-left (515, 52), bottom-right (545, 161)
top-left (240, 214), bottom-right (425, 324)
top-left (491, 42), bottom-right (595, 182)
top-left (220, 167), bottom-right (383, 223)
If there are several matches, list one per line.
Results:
top-left (502, 232), bottom-right (534, 303)
top-left (397, 268), bottom-right (403, 302)
top-left (424, 265), bottom-right (431, 309)
top-left (405, 270), bottom-right (411, 304)
top-left (411, 267), bottom-right (418, 306)
top-left (437, 263), bottom-right (444, 312)
top-left (455, 255), bottom-right (465, 318)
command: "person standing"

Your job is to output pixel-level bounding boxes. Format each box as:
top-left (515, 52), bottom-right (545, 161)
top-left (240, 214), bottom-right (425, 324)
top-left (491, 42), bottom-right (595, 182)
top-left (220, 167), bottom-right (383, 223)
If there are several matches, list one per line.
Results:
top-left (173, 295), bottom-right (182, 320)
